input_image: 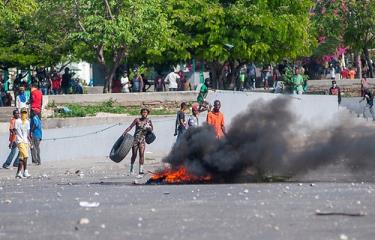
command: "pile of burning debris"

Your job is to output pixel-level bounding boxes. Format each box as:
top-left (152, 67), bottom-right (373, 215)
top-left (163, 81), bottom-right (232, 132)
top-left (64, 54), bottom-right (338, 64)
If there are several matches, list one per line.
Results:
top-left (146, 167), bottom-right (212, 185)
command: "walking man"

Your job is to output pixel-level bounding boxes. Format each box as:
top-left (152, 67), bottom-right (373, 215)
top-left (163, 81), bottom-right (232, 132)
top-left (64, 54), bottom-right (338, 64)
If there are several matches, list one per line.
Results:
top-left (207, 100), bottom-right (225, 138)
top-left (30, 110), bottom-right (42, 165)
top-left (174, 102), bottom-right (188, 142)
top-left (2, 109), bottom-right (20, 169)
top-left (329, 80), bottom-right (342, 105)
top-left (197, 79), bottom-right (210, 112)
top-left (360, 88), bottom-right (375, 121)
top-left (14, 108), bottom-right (31, 178)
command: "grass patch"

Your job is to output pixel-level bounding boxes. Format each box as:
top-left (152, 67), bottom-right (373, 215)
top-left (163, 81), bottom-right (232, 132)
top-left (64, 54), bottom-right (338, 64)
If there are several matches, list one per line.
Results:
top-left (50, 99), bottom-right (179, 118)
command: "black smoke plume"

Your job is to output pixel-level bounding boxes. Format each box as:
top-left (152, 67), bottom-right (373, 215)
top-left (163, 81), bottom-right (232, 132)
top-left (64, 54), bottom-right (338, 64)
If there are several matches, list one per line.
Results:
top-left (162, 97), bottom-right (375, 182)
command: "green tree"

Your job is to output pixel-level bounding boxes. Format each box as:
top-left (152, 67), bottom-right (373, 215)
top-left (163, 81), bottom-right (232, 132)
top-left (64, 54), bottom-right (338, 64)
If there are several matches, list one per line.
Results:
top-left (313, 0), bottom-right (375, 77)
top-left (165, 0), bottom-right (316, 89)
top-left (0, 0), bottom-right (74, 68)
top-left (0, 0), bottom-right (38, 68)
top-left (64, 0), bottom-right (172, 92)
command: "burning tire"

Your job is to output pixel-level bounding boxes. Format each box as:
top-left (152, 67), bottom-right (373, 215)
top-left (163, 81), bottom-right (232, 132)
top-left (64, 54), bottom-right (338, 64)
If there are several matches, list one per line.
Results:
top-left (109, 133), bottom-right (134, 163)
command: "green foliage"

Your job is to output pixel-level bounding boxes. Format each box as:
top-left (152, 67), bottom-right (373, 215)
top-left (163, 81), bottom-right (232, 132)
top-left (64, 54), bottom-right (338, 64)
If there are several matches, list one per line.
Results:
top-left (313, 0), bottom-right (375, 53)
top-left (0, 0), bottom-right (75, 68)
top-left (54, 100), bottom-right (127, 117)
top-left (165, 0), bottom-right (316, 63)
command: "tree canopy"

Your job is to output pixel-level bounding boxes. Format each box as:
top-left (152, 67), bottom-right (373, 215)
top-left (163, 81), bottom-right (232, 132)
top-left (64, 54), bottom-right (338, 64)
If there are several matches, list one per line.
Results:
top-left (313, 0), bottom-right (375, 76)
top-left (0, 0), bottom-right (73, 68)
top-left (1, 0), bottom-right (318, 91)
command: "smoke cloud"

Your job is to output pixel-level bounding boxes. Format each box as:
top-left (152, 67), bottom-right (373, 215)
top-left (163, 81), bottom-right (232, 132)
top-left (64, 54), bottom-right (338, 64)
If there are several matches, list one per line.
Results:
top-left (162, 97), bottom-right (375, 182)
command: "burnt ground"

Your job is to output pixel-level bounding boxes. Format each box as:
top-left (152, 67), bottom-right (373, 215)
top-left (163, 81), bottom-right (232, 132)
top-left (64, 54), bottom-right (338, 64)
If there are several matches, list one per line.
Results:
top-left (0, 157), bottom-right (374, 240)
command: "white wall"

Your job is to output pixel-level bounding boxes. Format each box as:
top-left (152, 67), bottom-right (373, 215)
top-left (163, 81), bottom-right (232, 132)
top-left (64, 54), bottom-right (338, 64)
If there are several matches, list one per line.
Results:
top-left (0, 92), bottom-right (339, 163)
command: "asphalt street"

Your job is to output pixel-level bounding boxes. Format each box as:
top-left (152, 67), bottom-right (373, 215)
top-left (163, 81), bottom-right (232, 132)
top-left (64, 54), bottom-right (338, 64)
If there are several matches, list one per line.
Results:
top-left (0, 158), bottom-right (374, 240)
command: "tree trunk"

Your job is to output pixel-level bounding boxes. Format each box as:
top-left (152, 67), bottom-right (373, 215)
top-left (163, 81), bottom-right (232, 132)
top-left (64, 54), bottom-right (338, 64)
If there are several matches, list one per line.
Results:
top-left (97, 46), bottom-right (126, 93)
top-left (356, 53), bottom-right (362, 79)
top-left (363, 47), bottom-right (373, 78)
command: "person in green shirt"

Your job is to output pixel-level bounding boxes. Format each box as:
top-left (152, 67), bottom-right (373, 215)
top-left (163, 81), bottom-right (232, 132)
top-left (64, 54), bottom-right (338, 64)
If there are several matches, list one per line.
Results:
top-left (197, 79), bottom-right (210, 112)
top-left (292, 68), bottom-right (304, 95)
top-left (239, 67), bottom-right (246, 91)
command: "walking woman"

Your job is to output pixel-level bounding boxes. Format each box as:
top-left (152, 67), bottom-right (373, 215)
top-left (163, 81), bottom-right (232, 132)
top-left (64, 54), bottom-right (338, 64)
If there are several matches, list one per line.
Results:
top-left (123, 108), bottom-right (153, 175)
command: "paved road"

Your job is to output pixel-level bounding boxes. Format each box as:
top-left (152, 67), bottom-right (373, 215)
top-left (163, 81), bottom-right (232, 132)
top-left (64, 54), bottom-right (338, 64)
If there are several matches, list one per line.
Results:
top-left (0, 158), bottom-right (374, 240)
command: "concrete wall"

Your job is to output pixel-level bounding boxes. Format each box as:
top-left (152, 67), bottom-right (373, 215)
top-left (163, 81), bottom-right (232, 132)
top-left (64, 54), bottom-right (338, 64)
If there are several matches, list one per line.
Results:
top-left (207, 91), bottom-right (339, 127)
top-left (45, 91), bottom-right (198, 106)
top-left (307, 78), bottom-right (375, 96)
top-left (0, 92), bottom-right (340, 164)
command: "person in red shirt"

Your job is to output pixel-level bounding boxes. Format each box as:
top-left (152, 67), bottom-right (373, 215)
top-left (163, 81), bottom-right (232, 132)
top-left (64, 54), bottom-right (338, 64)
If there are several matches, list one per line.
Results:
top-left (341, 67), bottom-right (349, 79)
top-left (29, 83), bottom-right (43, 118)
top-left (207, 100), bottom-right (225, 138)
top-left (51, 73), bottom-right (62, 95)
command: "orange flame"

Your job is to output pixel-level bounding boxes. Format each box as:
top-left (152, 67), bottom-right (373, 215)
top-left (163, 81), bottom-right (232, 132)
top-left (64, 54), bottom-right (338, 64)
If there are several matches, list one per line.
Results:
top-left (150, 166), bottom-right (212, 184)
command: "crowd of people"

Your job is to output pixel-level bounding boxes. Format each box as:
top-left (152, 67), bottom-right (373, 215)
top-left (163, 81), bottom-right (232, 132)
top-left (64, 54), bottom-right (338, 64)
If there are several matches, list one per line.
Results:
top-left (2, 84), bottom-right (43, 178)
top-left (0, 67), bottom-right (83, 107)
top-left (115, 69), bottom-right (193, 93)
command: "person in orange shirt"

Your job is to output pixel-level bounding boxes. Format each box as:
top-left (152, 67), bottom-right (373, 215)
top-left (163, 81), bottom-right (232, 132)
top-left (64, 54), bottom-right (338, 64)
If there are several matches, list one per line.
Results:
top-left (2, 109), bottom-right (20, 169)
top-left (207, 100), bottom-right (225, 138)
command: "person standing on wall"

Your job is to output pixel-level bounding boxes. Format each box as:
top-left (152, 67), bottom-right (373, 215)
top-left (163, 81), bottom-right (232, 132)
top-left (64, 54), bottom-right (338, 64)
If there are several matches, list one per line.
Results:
top-left (16, 86), bottom-right (29, 111)
top-left (120, 72), bottom-right (130, 93)
top-left (292, 67), bottom-right (304, 95)
top-left (131, 72), bottom-right (144, 92)
top-left (247, 63), bottom-right (257, 90)
top-left (61, 67), bottom-right (72, 94)
top-left (164, 70), bottom-right (180, 91)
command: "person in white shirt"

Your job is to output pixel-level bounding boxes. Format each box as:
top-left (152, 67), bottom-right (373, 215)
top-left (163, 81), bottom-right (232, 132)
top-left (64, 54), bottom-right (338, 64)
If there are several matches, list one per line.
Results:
top-left (164, 71), bottom-right (180, 91)
top-left (16, 86), bottom-right (29, 111)
top-left (120, 73), bottom-right (130, 93)
top-left (14, 108), bottom-right (31, 178)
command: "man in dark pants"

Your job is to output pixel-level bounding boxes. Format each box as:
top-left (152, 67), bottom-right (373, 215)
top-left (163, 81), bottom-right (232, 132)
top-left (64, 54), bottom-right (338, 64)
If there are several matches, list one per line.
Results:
top-left (360, 88), bottom-right (375, 121)
top-left (30, 110), bottom-right (42, 165)
top-left (61, 67), bottom-right (71, 94)
top-left (174, 102), bottom-right (187, 142)
top-left (2, 109), bottom-right (20, 169)
top-left (329, 80), bottom-right (341, 105)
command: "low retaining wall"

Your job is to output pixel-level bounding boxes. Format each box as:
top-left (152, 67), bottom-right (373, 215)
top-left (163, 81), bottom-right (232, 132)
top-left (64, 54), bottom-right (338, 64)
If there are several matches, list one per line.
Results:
top-left (307, 78), bottom-right (375, 96)
top-left (45, 91), bottom-right (198, 106)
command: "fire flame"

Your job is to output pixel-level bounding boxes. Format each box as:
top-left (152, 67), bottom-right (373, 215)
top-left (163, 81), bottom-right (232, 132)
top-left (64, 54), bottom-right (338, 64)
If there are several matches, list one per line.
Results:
top-left (149, 166), bottom-right (212, 184)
